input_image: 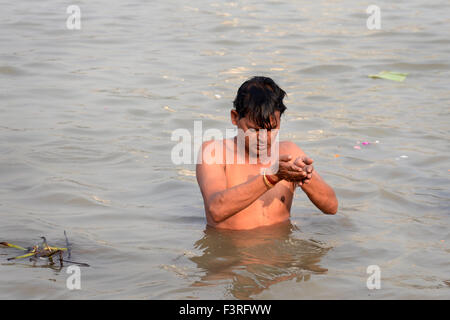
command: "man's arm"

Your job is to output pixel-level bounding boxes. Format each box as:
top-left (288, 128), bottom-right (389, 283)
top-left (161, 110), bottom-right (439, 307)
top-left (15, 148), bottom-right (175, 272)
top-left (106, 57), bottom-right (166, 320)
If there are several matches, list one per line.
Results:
top-left (300, 170), bottom-right (338, 215)
top-left (196, 140), bottom-right (272, 223)
top-left (286, 142), bottom-right (338, 215)
top-left (196, 162), bottom-right (271, 223)
top-left (196, 141), bottom-right (305, 223)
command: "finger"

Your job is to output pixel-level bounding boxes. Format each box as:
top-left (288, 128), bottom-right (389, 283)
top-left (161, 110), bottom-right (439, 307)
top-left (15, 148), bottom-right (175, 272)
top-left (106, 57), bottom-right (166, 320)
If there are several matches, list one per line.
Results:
top-left (302, 156), bottom-right (314, 165)
top-left (294, 160), bottom-right (306, 168)
top-left (294, 157), bottom-right (306, 167)
top-left (305, 165), bottom-right (313, 173)
top-left (289, 163), bottom-right (303, 172)
top-left (285, 172), bottom-right (306, 181)
top-left (289, 165), bottom-right (307, 176)
top-left (279, 154), bottom-right (292, 162)
top-left (287, 172), bottom-right (306, 180)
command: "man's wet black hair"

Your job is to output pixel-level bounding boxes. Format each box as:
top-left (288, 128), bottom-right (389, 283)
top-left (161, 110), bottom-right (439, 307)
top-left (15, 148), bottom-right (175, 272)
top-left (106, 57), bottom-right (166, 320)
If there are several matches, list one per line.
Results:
top-left (233, 76), bottom-right (287, 129)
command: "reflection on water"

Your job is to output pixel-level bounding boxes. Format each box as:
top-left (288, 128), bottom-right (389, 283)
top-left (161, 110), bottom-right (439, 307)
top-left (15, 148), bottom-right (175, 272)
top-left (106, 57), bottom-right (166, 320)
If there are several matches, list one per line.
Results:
top-left (189, 221), bottom-right (330, 299)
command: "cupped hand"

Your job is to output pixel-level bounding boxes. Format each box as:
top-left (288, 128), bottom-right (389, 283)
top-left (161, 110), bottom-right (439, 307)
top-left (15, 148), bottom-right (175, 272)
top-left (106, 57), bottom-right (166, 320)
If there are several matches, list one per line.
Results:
top-left (293, 156), bottom-right (314, 186)
top-left (266, 155), bottom-right (307, 182)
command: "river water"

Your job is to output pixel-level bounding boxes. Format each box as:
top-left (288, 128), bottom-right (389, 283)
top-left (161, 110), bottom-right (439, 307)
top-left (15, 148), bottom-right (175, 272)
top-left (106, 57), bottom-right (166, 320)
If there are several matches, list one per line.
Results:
top-left (0, 0), bottom-right (449, 299)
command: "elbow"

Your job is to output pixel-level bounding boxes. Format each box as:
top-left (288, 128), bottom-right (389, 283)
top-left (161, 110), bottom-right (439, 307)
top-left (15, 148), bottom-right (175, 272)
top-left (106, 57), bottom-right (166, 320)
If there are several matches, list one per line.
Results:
top-left (323, 207), bottom-right (337, 215)
top-left (208, 206), bottom-right (226, 223)
top-left (322, 198), bottom-right (338, 215)
top-left (206, 197), bottom-right (226, 223)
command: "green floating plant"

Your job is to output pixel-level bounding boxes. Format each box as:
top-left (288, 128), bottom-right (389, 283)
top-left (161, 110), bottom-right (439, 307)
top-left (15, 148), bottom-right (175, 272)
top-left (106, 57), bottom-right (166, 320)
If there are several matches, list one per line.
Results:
top-left (368, 71), bottom-right (408, 82)
top-left (0, 231), bottom-right (89, 267)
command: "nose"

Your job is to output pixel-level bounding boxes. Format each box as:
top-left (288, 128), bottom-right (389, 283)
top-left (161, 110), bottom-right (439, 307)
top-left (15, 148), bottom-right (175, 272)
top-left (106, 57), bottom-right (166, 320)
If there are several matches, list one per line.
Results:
top-left (257, 130), bottom-right (271, 141)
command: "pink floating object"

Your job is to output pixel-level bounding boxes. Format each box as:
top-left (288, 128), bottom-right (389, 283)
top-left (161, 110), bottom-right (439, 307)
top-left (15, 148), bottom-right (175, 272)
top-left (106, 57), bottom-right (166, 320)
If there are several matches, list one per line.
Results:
top-left (354, 145), bottom-right (361, 149)
top-left (362, 141), bottom-right (370, 145)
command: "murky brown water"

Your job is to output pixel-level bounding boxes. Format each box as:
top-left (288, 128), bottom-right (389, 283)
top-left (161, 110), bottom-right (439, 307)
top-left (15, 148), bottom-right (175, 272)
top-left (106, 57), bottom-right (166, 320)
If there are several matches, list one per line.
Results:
top-left (0, 0), bottom-right (449, 299)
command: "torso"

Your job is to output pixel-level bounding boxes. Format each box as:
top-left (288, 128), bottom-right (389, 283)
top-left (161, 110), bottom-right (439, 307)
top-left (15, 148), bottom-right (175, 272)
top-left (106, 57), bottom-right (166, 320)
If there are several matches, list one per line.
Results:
top-left (209, 140), bottom-right (297, 230)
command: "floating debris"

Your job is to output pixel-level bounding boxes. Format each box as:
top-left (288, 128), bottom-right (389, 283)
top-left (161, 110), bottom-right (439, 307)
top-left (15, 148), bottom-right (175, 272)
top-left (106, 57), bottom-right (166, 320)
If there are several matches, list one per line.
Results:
top-left (369, 71), bottom-right (408, 82)
top-left (354, 140), bottom-right (379, 150)
top-left (0, 231), bottom-right (89, 268)
top-left (163, 105), bottom-right (176, 112)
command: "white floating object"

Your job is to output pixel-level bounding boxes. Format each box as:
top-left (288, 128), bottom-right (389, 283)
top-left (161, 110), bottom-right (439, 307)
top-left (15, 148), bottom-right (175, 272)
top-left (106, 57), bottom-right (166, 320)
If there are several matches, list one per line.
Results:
top-left (163, 105), bottom-right (176, 112)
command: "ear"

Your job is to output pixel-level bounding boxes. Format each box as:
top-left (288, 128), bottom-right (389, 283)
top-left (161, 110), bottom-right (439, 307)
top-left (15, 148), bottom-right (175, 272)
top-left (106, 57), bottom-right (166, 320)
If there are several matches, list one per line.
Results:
top-left (231, 109), bottom-right (239, 125)
top-left (273, 111), bottom-right (282, 129)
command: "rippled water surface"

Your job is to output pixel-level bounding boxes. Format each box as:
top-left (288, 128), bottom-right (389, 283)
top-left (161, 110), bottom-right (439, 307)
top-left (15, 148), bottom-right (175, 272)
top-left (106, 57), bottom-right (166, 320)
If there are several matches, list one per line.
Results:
top-left (0, 0), bottom-right (449, 299)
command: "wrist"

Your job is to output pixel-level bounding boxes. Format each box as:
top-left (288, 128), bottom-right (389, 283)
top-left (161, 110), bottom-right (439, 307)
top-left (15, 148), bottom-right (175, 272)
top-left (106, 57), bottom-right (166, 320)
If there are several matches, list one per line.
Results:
top-left (266, 171), bottom-right (280, 185)
top-left (262, 168), bottom-right (277, 189)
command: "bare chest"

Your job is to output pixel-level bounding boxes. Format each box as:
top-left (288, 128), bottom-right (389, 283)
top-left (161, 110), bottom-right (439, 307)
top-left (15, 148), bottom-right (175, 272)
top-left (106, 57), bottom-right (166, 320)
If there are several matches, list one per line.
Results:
top-left (222, 163), bottom-right (295, 228)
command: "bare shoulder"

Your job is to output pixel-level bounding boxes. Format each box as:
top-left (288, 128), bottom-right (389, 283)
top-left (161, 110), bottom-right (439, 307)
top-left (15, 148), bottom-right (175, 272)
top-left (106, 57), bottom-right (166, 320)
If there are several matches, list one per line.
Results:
top-left (197, 139), bottom-right (230, 166)
top-left (279, 141), bottom-right (307, 158)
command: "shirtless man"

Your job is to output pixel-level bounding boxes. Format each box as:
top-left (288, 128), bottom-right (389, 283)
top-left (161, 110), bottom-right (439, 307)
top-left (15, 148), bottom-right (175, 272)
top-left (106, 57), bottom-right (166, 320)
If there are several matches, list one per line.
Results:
top-left (196, 76), bottom-right (338, 230)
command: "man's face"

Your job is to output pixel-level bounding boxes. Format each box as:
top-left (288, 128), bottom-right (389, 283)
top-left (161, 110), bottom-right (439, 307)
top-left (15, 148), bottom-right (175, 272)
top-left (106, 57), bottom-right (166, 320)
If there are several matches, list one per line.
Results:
top-left (231, 110), bottom-right (281, 157)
